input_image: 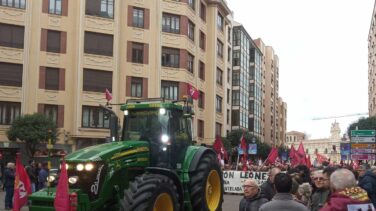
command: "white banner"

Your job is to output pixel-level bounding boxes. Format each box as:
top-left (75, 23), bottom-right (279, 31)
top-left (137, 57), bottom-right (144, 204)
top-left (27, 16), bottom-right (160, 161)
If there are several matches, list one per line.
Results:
top-left (223, 171), bottom-right (269, 194)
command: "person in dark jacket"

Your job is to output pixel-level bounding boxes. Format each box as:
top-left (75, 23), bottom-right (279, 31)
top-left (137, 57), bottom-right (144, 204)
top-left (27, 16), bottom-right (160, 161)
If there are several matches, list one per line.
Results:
top-left (310, 170), bottom-right (330, 211)
top-left (4, 162), bottom-right (15, 210)
top-left (260, 167), bottom-right (281, 200)
top-left (358, 168), bottom-right (376, 207)
top-left (239, 179), bottom-right (268, 211)
top-left (25, 160), bottom-right (37, 193)
top-left (37, 162), bottom-right (48, 190)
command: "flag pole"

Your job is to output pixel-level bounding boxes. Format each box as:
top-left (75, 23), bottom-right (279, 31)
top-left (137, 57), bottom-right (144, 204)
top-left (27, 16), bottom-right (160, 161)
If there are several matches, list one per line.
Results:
top-left (235, 152), bottom-right (240, 171)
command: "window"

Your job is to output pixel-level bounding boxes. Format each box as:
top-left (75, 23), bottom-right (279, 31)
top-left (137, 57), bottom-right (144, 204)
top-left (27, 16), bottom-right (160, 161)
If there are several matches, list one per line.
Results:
top-left (216, 68), bottom-right (223, 85)
top-left (216, 95), bottom-right (222, 112)
top-left (232, 71), bottom-right (239, 86)
top-left (227, 68), bottom-right (230, 83)
top-left (232, 90), bottom-right (240, 105)
top-left (162, 47), bottom-right (179, 68)
top-left (45, 67), bottom-right (59, 90)
top-left (199, 31), bottom-right (205, 50)
top-left (0, 62), bottom-right (22, 87)
top-left (161, 81), bottom-right (178, 100)
top-left (132, 42), bottom-right (144, 64)
top-left (232, 110), bottom-right (239, 126)
top-left (187, 53), bottom-right (194, 73)
top-left (162, 13), bottom-right (180, 34)
top-left (227, 27), bottom-right (231, 43)
top-left (49, 0), bottom-right (61, 15)
top-left (83, 69), bottom-right (112, 92)
top-left (85, 0), bottom-right (114, 18)
top-left (0, 101), bottom-right (20, 125)
top-left (131, 77), bottom-right (142, 97)
top-left (227, 109), bottom-right (230, 124)
top-left (47, 30), bottom-right (61, 53)
top-left (44, 104), bottom-right (58, 125)
top-left (0, 0), bottom-right (25, 9)
top-left (217, 40), bottom-right (223, 58)
top-left (82, 106), bottom-right (110, 128)
top-left (188, 20), bottom-right (195, 41)
top-left (233, 50), bottom-right (240, 66)
top-left (84, 31), bottom-right (113, 56)
top-left (215, 122), bottom-right (222, 136)
top-left (217, 12), bottom-right (223, 31)
top-left (132, 7), bottom-right (144, 28)
top-left (198, 119), bottom-right (204, 138)
top-left (198, 91), bottom-right (204, 108)
top-left (0, 23), bottom-right (24, 49)
top-left (199, 61), bottom-right (205, 80)
top-left (200, 2), bottom-right (206, 21)
top-left (188, 0), bottom-right (195, 10)
top-left (227, 47), bottom-right (231, 62)
top-left (227, 89), bottom-right (230, 104)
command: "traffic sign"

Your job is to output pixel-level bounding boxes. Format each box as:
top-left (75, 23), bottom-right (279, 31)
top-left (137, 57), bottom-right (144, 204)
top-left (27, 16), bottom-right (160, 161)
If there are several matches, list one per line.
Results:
top-left (351, 130), bottom-right (376, 137)
top-left (351, 136), bottom-right (376, 143)
top-left (351, 143), bottom-right (376, 149)
top-left (351, 154), bottom-right (376, 160)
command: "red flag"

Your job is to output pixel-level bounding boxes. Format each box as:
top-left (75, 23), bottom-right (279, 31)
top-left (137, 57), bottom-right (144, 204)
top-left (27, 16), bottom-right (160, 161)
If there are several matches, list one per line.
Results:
top-left (13, 153), bottom-right (31, 211)
top-left (315, 153), bottom-right (328, 164)
top-left (187, 84), bottom-right (199, 100)
top-left (240, 132), bottom-right (247, 171)
top-left (289, 145), bottom-right (299, 166)
top-left (265, 147), bottom-right (279, 165)
top-left (306, 155), bottom-right (312, 169)
top-left (296, 142), bottom-right (307, 166)
top-left (54, 159), bottom-right (70, 211)
top-left (213, 136), bottom-right (225, 161)
top-left (105, 88), bottom-right (112, 101)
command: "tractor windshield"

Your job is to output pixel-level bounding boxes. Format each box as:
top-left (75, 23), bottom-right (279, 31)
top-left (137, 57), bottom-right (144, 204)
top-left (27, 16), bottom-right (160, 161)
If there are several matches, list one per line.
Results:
top-left (122, 108), bottom-right (170, 142)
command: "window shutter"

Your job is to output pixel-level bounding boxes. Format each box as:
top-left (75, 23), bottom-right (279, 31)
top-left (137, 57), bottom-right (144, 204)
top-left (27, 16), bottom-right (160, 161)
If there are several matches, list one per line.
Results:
top-left (39, 66), bottom-right (46, 89)
top-left (59, 68), bottom-right (65, 90)
top-left (57, 105), bottom-right (64, 128)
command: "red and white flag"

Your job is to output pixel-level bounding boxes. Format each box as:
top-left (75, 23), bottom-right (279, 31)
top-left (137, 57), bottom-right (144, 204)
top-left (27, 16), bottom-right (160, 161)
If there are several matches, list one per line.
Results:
top-left (54, 158), bottom-right (70, 211)
top-left (265, 147), bottom-right (279, 165)
top-left (13, 153), bottom-right (31, 211)
top-left (187, 84), bottom-right (199, 100)
top-left (105, 88), bottom-right (112, 101)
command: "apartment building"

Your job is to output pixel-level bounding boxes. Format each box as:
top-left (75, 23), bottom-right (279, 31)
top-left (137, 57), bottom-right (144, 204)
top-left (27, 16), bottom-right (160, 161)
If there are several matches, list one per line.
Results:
top-left (369, 1), bottom-right (376, 116)
top-left (254, 38), bottom-right (285, 145)
top-left (0, 0), bottom-right (233, 155)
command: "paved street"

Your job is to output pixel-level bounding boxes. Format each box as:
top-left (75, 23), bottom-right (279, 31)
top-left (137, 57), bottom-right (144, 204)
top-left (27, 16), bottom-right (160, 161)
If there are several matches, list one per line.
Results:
top-left (0, 190), bottom-right (241, 211)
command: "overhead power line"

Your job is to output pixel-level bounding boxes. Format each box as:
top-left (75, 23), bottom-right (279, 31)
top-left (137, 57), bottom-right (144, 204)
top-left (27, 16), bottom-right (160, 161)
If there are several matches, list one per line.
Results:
top-left (312, 112), bottom-right (368, 120)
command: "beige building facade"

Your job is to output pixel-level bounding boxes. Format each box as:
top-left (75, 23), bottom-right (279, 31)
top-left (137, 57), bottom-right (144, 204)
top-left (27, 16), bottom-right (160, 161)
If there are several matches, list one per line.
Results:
top-left (369, 0), bottom-right (376, 116)
top-left (286, 122), bottom-right (342, 163)
top-left (0, 0), bottom-right (233, 153)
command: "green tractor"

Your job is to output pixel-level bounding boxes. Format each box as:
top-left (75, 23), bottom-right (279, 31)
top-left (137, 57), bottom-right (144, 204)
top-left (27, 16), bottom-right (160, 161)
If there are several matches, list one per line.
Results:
top-left (29, 98), bottom-right (223, 211)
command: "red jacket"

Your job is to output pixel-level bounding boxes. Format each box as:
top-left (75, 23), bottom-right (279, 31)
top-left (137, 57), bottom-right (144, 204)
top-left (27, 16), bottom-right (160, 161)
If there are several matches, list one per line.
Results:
top-left (320, 187), bottom-right (373, 211)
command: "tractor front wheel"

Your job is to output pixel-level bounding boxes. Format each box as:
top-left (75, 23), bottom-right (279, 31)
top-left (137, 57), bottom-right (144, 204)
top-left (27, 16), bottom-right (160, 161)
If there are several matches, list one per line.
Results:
top-left (189, 153), bottom-right (223, 211)
top-left (120, 174), bottom-right (180, 211)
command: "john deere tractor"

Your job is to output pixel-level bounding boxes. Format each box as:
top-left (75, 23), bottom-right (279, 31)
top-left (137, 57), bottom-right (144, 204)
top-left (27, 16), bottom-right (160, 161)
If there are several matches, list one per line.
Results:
top-left (29, 98), bottom-right (223, 211)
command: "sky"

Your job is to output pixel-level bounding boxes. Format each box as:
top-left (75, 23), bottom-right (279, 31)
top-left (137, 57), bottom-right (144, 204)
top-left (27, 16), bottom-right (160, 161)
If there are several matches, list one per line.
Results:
top-left (227, 0), bottom-right (374, 139)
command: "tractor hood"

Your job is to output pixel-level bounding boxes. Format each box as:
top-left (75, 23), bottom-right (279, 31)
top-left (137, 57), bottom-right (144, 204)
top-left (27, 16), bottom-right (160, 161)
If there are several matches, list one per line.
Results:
top-left (66, 140), bottom-right (149, 162)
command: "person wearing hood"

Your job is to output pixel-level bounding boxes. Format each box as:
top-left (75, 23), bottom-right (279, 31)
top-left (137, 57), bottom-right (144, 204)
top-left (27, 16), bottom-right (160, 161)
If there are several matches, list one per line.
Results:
top-left (358, 168), bottom-right (376, 207)
top-left (239, 179), bottom-right (268, 211)
top-left (320, 168), bottom-right (374, 211)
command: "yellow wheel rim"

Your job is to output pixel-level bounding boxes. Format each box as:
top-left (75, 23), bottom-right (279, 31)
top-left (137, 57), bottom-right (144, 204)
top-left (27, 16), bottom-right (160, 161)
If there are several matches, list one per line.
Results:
top-left (205, 170), bottom-right (221, 211)
top-left (153, 193), bottom-right (173, 211)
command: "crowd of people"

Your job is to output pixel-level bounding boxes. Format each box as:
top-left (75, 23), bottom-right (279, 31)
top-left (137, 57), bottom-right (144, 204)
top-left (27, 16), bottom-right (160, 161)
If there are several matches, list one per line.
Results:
top-left (239, 163), bottom-right (376, 211)
top-left (1, 160), bottom-right (49, 210)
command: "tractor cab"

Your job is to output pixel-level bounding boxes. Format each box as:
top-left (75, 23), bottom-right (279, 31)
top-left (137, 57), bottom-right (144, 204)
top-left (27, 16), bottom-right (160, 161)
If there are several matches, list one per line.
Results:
top-left (121, 98), bottom-right (193, 169)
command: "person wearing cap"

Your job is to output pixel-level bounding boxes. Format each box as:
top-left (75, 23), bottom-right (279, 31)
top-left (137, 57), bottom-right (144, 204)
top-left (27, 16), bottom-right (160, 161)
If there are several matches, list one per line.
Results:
top-left (239, 179), bottom-right (268, 211)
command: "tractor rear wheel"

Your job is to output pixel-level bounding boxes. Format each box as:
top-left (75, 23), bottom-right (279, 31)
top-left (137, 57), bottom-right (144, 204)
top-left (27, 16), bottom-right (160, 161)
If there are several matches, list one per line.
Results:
top-left (120, 174), bottom-right (180, 211)
top-left (189, 153), bottom-right (223, 211)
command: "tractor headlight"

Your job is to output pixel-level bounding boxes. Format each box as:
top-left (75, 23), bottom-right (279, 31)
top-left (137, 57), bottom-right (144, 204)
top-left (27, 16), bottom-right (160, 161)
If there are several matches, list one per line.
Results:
top-left (76, 164), bottom-right (84, 171)
top-left (161, 134), bottom-right (169, 144)
top-left (68, 176), bottom-right (78, 184)
top-left (60, 163), bottom-right (69, 170)
top-left (124, 110), bottom-right (129, 116)
top-left (47, 175), bottom-right (56, 182)
top-left (85, 163), bottom-right (94, 171)
top-left (159, 108), bottom-right (166, 115)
